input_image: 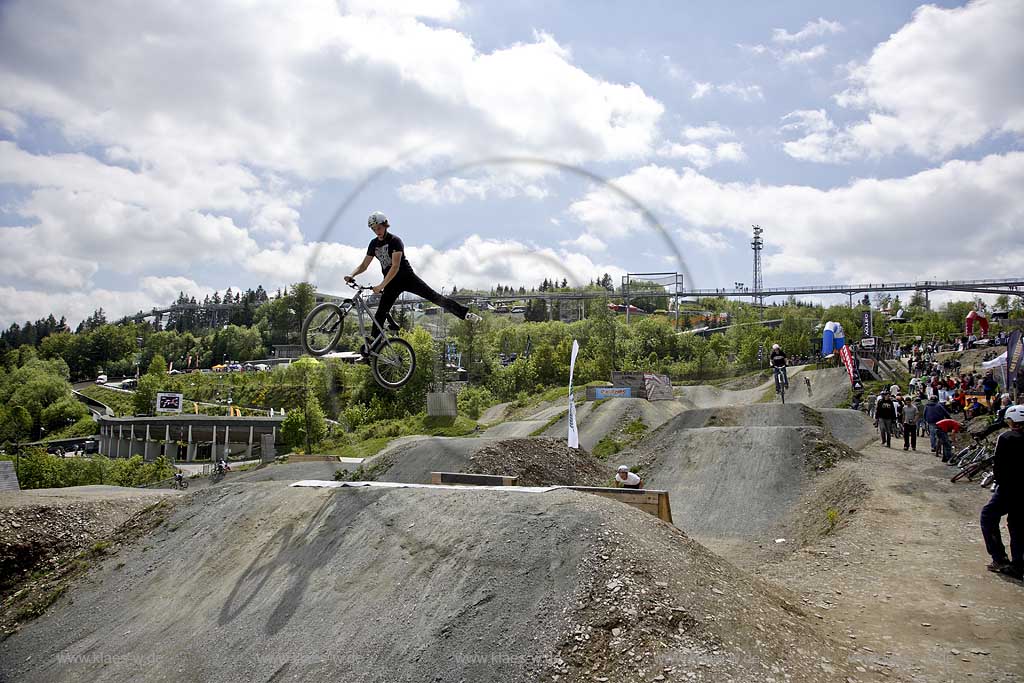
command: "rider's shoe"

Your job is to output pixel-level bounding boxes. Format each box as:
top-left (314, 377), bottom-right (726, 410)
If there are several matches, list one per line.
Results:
top-left (466, 312), bottom-right (482, 323)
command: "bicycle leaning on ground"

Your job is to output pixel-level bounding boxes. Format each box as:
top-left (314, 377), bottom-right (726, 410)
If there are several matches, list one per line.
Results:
top-left (300, 281), bottom-right (416, 389)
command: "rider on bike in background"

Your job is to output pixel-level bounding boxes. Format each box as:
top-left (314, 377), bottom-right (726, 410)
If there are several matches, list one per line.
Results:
top-left (769, 343), bottom-right (789, 390)
top-left (346, 212), bottom-right (481, 356)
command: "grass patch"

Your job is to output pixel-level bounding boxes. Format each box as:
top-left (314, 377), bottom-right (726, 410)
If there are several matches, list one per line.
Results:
top-left (592, 418), bottom-right (649, 460)
top-left (623, 419), bottom-right (648, 436)
top-left (315, 413), bottom-right (478, 459)
top-left (12, 585), bottom-right (67, 623)
top-left (77, 385), bottom-right (136, 416)
top-left (592, 436), bottom-right (624, 459)
top-left (529, 410), bottom-right (568, 437)
top-left (88, 541), bottom-right (112, 557)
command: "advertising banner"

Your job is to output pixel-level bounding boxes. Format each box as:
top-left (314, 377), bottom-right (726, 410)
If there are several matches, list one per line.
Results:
top-left (567, 340), bottom-right (580, 449)
top-left (861, 310), bottom-right (873, 339)
top-left (1007, 330), bottom-right (1022, 376)
top-left (594, 387), bottom-right (632, 399)
top-left (837, 345), bottom-right (863, 391)
top-left (156, 392), bottom-right (184, 414)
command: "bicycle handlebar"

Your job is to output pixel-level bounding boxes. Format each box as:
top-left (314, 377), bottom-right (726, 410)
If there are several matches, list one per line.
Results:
top-left (345, 280), bottom-right (375, 292)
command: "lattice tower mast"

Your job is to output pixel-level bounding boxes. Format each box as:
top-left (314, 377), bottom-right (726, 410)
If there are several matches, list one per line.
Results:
top-left (751, 225), bottom-right (764, 316)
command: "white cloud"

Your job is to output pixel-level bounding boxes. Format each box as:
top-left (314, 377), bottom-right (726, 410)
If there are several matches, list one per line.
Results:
top-left (792, 0), bottom-right (1024, 161)
top-left (713, 142), bottom-right (746, 163)
top-left (569, 152), bottom-right (1024, 282)
top-left (658, 125), bottom-right (746, 169)
top-left (682, 123), bottom-right (734, 141)
top-left (0, 1), bottom-right (664, 320)
top-left (560, 233), bottom-right (608, 253)
top-left (691, 82), bottom-right (763, 102)
top-left (772, 18), bottom-right (843, 44)
top-left (339, 0), bottom-right (463, 21)
top-left (717, 83), bottom-right (765, 101)
top-left (0, 110), bottom-right (25, 135)
top-left (0, 279), bottom-right (216, 330)
top-left (0, 5), bottom-right (664, 177)
top-left (397, 173), bottom-right (549, 205)
top-left (780, 44), bottom-right (827, 64)
top-left (657, 142), bottom-right (747, 169)
top-left (691, 82), bottom-right (713, 99)
top-left (401, 235), bottom-right (623, 290)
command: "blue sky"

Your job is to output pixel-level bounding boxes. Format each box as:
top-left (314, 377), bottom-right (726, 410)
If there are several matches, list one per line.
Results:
top-left (0, 0), bottom-right (1021, 327)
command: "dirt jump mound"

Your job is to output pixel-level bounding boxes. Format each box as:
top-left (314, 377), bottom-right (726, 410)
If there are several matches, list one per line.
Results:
top-left (628, 404), bottom-right (868, 558)
top-left (468, 437), bottom-right (610, 486)
top-left (0, 483), bottom-right (873, 683)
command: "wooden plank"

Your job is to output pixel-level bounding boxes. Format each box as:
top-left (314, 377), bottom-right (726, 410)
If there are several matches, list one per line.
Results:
top-left (565, 486), bottom-right (673, 524)
top-left (431, 471), bottom-right (518, 486)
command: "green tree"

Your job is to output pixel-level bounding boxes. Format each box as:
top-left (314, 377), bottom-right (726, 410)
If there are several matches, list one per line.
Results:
top-left (281, 400), bottom-right (327, 452)
top-left (41, 397), bottom-right (89, 432)
top-left (0, 405), bottom-right (33, 443)
top-left (147, 353), bottom-right (168, 376)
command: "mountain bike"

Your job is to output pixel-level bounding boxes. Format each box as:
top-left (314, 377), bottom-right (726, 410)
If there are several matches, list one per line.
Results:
top-left (301, 281), bottom-right (416, 389)
top-left (950, 444), bottom-right (994, 483)
top-left (773, 365), bottom-right (787, 404)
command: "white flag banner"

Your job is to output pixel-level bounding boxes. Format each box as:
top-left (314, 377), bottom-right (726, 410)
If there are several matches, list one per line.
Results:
top-left (567, 339), bottom-right (580, 449)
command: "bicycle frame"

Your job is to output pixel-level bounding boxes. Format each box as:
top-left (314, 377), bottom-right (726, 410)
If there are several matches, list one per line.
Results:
top-left (340, 285), bottom-right (392, 353)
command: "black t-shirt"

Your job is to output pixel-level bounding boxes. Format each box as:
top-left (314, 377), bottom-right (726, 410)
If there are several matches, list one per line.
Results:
top-left (367, 232), bottom-right (414, 277)
top-left (993, 429), bottom-right (1023, 495)
top-left (769, 349), bottom-right (787, 367)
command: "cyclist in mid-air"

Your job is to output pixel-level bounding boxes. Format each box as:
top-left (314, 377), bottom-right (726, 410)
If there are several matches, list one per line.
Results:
top-left (346, 212), bottom-right (481, 353)
top-left (769, 343), bottom-right (789, 391)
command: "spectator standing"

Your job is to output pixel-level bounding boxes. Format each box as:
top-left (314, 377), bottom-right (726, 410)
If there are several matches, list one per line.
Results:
top-left (876, 391), bottom-right (898, 448)
top-left (866, 392), bottom-right (877, 419)
top-left (924, 396), bottom-right (953, 456)
top-left (979, 404), bottom-right (1024, 580)
top-left (982, 372), bottom-right (998, 405)
top-left (902, 397), bottom-right (919, 451)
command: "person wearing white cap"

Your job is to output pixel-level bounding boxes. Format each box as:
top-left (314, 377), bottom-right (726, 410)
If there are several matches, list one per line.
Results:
top-left (614, 465), bottom-right (643, 489)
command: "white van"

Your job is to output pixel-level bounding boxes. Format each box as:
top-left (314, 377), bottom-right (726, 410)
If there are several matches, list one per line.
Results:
top-left (95, 374), bottom-right (108, 384)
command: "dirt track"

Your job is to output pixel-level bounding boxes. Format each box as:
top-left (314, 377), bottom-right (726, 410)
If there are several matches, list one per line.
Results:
top-left (3, 366), bottom-right (1021, 682)
top-left (0, 484), bottom-right (874, 683)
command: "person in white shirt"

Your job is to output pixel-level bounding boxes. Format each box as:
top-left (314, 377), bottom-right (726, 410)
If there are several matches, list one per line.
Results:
top-left (615, 465), bottom-right (643, 489)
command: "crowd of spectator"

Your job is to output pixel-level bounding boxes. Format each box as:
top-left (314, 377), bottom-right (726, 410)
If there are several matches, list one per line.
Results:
top-left (861, 343), bottom-right (1022, 581)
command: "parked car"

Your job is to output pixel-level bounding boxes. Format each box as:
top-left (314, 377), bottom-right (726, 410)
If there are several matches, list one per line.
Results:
top-left (95, 374), bottom-right (107, 384)
top-left (121, 378), bottom-right (138, 390)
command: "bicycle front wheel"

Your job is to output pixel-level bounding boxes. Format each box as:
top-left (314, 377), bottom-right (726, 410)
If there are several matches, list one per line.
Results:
top-left (372, 337), bottom-right (416, 389)
top-left (302, 303), bottom-right (345, 356)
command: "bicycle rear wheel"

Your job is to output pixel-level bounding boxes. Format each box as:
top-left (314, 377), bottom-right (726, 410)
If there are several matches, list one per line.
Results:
top-left (302, 303), bottom-right (345, 356)
top-left (372, 337), bottom-right (416, 389)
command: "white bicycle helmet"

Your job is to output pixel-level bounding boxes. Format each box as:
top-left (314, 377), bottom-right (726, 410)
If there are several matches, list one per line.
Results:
top-left (368, 211), bottom-right (388, 228)
top-left (1005, 404), bottom-right (1024, 424)
top-left (617, 465), bottom-right (629, 473)
top-left (772, 343), bottom-right (780, 350)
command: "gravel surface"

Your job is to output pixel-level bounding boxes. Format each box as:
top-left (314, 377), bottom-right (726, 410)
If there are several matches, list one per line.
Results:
top-left (468, 438), bottom-right (611, 486)
top-left (0, 484), bottom-right (875, 683)
top-left (539, 397), bottom-right (684, 451)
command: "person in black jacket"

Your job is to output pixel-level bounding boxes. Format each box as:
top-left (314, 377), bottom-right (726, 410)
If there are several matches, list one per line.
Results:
top-left (769, 344), bottom-right (788, 390)
top-left (980, 404), bottom-right (1024, 579)
top-left (347, 212), bottom-right (481, 352)
top-left (875, 390), bottom-right (897, 448)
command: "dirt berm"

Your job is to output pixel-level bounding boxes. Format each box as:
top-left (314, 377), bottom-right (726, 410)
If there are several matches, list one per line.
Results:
top-left (0, 483), bottom-right (877, 683)
top-left (626, 404), bottom-right (871, 557)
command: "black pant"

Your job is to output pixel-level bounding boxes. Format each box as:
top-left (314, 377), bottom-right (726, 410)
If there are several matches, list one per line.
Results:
top-left (903, 423), bottom-right (917, 450)
top-left (980, 488), bottom-right (1022, 566)
top-left (375, 271), bottom-right (468, 332)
